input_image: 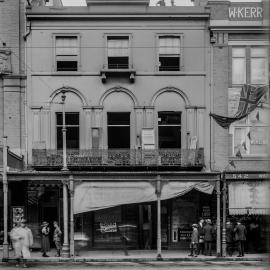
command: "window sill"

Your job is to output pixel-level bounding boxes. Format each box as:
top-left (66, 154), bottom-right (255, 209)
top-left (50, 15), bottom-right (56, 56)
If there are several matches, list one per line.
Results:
top-left (100, 68), bottom-right (136, 83)
top-left (230, 155), bottom-right (270, 161)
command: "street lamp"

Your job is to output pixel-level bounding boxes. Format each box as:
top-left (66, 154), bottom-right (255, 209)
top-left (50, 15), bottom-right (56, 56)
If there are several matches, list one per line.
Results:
top-left (61, 90), bottom-right (68, 171)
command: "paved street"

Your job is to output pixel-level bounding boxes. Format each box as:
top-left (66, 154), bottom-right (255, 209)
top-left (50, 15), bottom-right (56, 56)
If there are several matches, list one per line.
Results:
top-left (0, 261), bottom-right (269, 270)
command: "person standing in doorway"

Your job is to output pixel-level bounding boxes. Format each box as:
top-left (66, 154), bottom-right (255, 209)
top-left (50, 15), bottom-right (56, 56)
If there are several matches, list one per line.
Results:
top-left (189, 224), bottom-right (199, 257)
top-left (10, 219), bottom-right (33, 268)
top-left (234, 220), bottom-right (247, 257)
top-left (197, 218), bottom-right (205, 255)
top-left (53, 221), bottom-right (62, 257)
top-left (203, 219), bottom-right (214, 256)
top-left (41, 221), bottom-right (50, 257)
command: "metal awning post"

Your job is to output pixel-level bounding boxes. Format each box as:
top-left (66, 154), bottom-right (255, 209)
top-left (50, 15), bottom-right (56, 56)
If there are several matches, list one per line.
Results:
top-left (156, 175), bottom-right (162, 260)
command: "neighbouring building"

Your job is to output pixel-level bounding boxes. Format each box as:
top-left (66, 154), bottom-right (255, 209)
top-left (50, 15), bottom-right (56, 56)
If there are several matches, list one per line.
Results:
top-left (208, 0), bottom-right (270, 253)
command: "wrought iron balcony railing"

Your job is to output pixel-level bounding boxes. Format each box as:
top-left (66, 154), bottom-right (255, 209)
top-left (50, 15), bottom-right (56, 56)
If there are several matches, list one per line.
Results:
top-left (32, 148), bottom-right (204, 169)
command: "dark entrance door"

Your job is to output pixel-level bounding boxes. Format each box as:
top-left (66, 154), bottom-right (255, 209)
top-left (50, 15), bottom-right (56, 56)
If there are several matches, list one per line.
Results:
top-left (42, 206), bottom-right (58, 245)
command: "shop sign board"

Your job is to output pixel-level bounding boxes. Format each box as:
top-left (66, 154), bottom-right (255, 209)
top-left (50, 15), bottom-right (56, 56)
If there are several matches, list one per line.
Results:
top-left (228, 5), bottom-right (263, 20)
top-left (202, 206), bottom-right (211, 219)
top-left (141, 128), bottom-right (155, 149)
top-left (178, 229), bottom-right (192, 241)
top-left (226, 173), bottom-right (270, 180)
top-left (12, 206), bottom-right (25, 225)
top-left (100, 222), bottom-right (117, 233)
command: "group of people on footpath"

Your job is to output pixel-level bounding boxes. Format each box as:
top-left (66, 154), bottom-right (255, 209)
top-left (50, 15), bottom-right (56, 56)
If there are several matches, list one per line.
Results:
top-left (10, 220), bottom-right (62, 267)
top-left (189, 217), bottom-right (247, 258)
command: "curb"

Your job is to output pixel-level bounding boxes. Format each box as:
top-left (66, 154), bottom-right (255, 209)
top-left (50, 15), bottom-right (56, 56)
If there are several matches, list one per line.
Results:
top-left (2, 257), bottom-right (269, 264)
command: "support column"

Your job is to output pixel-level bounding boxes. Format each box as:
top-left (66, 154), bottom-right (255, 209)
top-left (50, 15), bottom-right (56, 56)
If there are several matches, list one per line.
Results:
top-left (156, 176), bottom-right (162, 260)
top-left (62, 179), bottom-right (70, 258)
top-left (216, 179), bottom-right (221, 257)
top-left (2, 136), bottom-right (9, 261)
top-left (222, 172), bottom-right (227, 256)
top-left (69, 175), bottom-right (75, 258)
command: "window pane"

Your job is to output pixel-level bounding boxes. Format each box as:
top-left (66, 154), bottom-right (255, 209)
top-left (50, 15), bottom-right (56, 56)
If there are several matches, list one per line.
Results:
top-left (158, 126), bottom-right (181, 148)
top-left (234, 128), bottom-right (247, 154)
top-left (57, 113), bottom-right (79, 125)
top-left (56, 61), bottom-right (78, 71)
top-left (159, 37), bottom-right (180, 55)
top-left (158, 112), bottom-right (181, 125)
top-left (107, 38), bottom-right (129, 57)
top-left (232, 58), bottom-right (246, 84)
top-left (108, 126), bottom-right (130, 148)
top-left (57, 127), bottom-right (79, 149)
top-left (232, 48), bottom-right (245, 57)
top-left (250, 126), bottom-right (268, 155)
top-left (249, 109), bottom-right (268, 125)
top-left (159, 57), bottom-right (180, 71)
top-left (251, 47), bottom-right (267, 57)
top-left (107, 112), bottom-right (130, 125)
top-left (56, 37), bottom-right (78, 55)
top-left (251, 58), bottom-right (267, 84)
top-left (108, 57), bottom-right (129, 69)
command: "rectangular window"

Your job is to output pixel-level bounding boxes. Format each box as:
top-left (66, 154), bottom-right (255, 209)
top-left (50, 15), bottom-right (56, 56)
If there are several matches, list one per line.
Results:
top-left (250, 47), bottom-right (268, 84)
top-left (158, 112), bottom-right (181, 148)
top-left (158, 36), bottom-right (181, 71)
top-left (107, 112), bottom-right (130, 149)
top-left (232, 47), bottom-right (246, 85)
top-left (56, 112), bottom-right (79, 149)
top-left (107, 36), bottom-right (129, 69)
top-left (232, 108), bottom-right (269, 156)
top-left (55, 36), bottom-right (78, 71)
top-left (231, 46), bottom-right (268, 85)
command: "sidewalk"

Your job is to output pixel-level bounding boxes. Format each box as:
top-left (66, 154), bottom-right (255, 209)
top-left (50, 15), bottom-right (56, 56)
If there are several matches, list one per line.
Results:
top-left (2, 249), bottom-right (269, 263)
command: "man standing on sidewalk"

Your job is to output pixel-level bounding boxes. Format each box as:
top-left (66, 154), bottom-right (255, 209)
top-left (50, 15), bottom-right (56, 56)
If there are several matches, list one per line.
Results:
top-left (234, 220), bottom-right (247, 257)
top-left (189, 224), bottom-right (199, 257)
top-left (203, 219), bottom-right (214, 256)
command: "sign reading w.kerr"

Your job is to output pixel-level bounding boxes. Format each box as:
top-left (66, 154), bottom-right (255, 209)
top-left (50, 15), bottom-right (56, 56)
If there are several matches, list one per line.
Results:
top-left (228, 6), bottom-right (263, 20)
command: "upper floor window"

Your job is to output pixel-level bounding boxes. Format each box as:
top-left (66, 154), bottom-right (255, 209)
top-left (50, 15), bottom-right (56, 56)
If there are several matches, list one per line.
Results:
top-left (107, 112), bottom-right (130, 149)
top-left (107, 36), bottom-right (129, 69)
top-left (232, 46), bottom-right (268, 85)
top-left (158, 36), bottom-right (181, 71)
top-left (55, 36), bottom-right (79, 72)
top-left (56, 112), bottom-right (79, 149)
top-left (158, 111), bottom-right (181, 148)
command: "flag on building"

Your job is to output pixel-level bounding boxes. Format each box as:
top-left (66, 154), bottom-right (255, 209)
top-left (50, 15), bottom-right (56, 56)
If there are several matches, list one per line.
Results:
top-left (210, 84), bottom-right (268, 129)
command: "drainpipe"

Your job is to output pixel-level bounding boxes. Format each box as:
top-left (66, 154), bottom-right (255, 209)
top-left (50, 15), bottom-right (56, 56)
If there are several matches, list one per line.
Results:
top-left (222, 172), bottom-right (227, 256)
top-left (2, 136), bottom-right (9, 261)
top-left (156, 175), bottom-right (162, 260)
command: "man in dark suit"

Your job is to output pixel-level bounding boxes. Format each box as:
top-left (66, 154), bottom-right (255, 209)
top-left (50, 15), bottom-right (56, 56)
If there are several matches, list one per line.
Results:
top-left (203, 219), bottom-right (214, 256)
top-left (226, 221), bottom-right (234, 256)
top-left (234, 220), bottom-right (247, 257)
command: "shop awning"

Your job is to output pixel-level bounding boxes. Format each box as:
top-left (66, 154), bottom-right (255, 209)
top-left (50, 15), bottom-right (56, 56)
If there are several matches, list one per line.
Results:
top-left (228, 181), bottom-right (270, 215)
top-left (74, 181), bottom-right (215, 214)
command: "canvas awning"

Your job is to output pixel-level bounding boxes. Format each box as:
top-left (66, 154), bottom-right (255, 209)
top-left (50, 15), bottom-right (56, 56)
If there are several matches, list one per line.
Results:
top-left (228, 181), bottom-right (270, 215)
top-left (74, 181), bottom-right (215, 214)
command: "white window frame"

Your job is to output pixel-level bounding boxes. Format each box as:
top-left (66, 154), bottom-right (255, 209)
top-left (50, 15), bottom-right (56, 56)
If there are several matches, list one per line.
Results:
top-left (156, 34), bottom-right (183, 72)
top-left (103, 33), bottom-right (133, 69)
top-left (52, 33), bottom-right (81, 72)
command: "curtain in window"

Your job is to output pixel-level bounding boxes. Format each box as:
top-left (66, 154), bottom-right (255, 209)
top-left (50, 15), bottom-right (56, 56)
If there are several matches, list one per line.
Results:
top-left (56, 37), bottom-right (78, 55)
top-left (159, 37), bottom-right (180, 55)
top-left (107, 39), bottom-right (129, 57)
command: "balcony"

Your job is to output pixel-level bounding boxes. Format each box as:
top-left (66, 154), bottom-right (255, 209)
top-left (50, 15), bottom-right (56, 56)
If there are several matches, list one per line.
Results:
top-left (32, 148), bottom-right (204, 170)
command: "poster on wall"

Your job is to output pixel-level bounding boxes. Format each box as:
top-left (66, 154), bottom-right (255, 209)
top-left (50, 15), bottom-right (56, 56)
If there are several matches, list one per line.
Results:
top-left (141, 128), bottom-right (155, 149)
top-left (12, 206), bottom-right (25, 225)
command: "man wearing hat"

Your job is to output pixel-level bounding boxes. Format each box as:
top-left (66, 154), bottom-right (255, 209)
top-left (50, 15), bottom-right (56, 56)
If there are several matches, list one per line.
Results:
top-left (189, 224), bottom-right (199, 257)
top-left (203, 219), bottom-right (214, 256)
top-left (41, 221), bottom-right (50, 257)
top-left (10, 219), bottom-right (33, 268)
top-left (234, 220), bottom-right (247, 257)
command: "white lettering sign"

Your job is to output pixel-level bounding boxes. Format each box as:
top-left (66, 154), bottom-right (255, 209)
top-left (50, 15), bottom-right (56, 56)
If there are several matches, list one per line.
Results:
top-left (229, 7), bottom-right (263, 20)
top-left (100, 222), bottom-right (117, 233)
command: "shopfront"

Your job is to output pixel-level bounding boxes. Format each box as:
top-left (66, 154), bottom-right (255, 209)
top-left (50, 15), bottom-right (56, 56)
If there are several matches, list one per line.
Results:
top-left (73, 178), bottom-right (218, 251)
top-left (226, 172), bottom-right (270, 253)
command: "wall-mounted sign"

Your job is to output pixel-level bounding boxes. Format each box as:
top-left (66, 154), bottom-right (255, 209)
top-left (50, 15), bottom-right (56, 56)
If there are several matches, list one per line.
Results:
top-left (141, 128), bottom-right (155, 149)
top-left (228, 6), bottom-right (263, 20)
top-left (12, 206), bottom-right (25, 225)
top-left (226, 173), bottom-right (270, 180)
top-left (100, 222), bottom-right (117, 233)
